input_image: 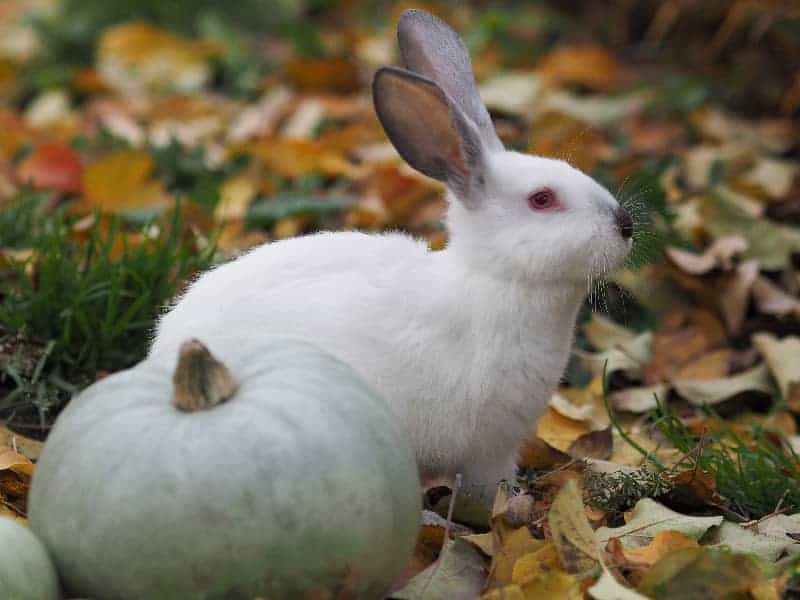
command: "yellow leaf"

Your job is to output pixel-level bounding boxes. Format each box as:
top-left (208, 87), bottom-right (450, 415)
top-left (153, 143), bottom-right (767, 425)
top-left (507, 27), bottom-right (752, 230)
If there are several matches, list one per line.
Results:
top-left (97, 23), bottom-right (214, 97)
top-left (215, 175), bottom-right (257, 222)
top-left (537, 408), bottom-right (590, 454)
top-left (488, 526), bottom-right (546, 589)
top-left (0, 446), bottom-right (33, 477)
top-left (82, 150), bottom-right (169, 211)
top-left (547, 479), bottom-right (600, 575)
top-left (511, 544), bottom-right (561, 585)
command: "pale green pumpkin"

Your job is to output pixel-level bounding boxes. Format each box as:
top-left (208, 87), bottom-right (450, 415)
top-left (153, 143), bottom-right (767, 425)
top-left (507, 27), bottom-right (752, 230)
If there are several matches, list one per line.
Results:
top-left (29, 337), bottom-right (420, 599)
top-left (0, 516), bottom-right (59, 600)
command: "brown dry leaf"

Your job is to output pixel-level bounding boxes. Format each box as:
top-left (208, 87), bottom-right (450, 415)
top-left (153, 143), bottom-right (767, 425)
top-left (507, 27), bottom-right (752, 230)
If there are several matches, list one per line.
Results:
top-left (537, 408), bottom-right (590, 453)
top-left (664, 469), bottom-right (726, 512)
top-left (517, 434), bottom-right (572, 471)
top-left (568, 427), bottom-right (613, 461)
top-left (637, 547), bottom-right (766, 599)
top-left (609, 384), bottom-right (668, 414)
top-left (97, 23), bottom-right (214, 98)
top-left (547, 478), bottom-right (600, 575)
top-left (81, 150), bottom-right (169, 212)
top-left (283, 56), bottom-right (360, 94)
top-left (752, 333), bottom-right (800, 407)
top-left (538, 45), bottom-right (623, 91)
top-left (645, 309), bottom-right (727, 384)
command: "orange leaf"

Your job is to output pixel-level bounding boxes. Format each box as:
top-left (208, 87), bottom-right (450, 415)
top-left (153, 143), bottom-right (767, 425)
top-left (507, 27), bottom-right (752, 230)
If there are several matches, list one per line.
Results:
top-left (283, 57), bottom-right (360, 94)
top-left (17, 142), bottom-right (83, 194)
top-left (538, 45), bottom-right (622, 91)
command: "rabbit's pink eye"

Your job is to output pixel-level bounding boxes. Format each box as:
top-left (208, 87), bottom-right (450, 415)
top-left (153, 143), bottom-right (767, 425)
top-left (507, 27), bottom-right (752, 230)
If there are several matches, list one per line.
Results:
top-left (527, 189), bottom-right (558, 212)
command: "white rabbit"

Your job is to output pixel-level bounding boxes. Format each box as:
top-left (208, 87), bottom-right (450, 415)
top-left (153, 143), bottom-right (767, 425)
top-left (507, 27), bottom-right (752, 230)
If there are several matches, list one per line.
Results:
top-left (150, 9), bottom-right (633, 500)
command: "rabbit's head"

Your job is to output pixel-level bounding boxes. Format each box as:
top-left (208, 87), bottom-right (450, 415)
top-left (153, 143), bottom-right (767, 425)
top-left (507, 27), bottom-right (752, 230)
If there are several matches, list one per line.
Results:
top-left (373, 9), bottom-right (632, 286)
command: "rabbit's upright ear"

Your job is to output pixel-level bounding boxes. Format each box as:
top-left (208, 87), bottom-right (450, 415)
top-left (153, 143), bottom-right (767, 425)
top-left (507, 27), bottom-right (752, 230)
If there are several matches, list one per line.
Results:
top-left (398, 9), bottom-right (503, 153)
top-left (373, 66), bottom-right (487, 209)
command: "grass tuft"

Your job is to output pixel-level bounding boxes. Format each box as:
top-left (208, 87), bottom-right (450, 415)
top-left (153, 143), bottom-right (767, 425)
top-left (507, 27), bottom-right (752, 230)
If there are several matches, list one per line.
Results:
top-left (0, 196), bottom-right (215, 428)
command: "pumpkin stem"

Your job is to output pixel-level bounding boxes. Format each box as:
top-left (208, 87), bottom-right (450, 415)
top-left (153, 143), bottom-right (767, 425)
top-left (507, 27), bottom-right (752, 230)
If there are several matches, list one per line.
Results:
top-left (173, 339), bottom-right (237, 412)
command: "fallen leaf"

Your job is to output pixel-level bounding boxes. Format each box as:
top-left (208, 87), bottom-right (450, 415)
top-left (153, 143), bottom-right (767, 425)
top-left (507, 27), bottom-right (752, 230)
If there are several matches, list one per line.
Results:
top-left (16, 141), bottom-right (82, 194)
top-left (538, 45), bottom-right (623, 92)
top-left (81, 150), bottom-right (169, 212)
top-left (645, 309), bottom-right (726, 384)
top-left (610, 530), bottom-right (699, 571)
top-left (487, 525), bottom-right (547, 589)
top-left (613, 265), bottom-right (693, 318)
top-left (665, 235), bottom-right (747, 275)
top-left (700, 192), bottom-right (800, 270)
top-left (548, 479), bottom-right (600, 574)
top-left (583, 314), bottom-right (637, 351)
top-left (283, 56), bottom-right (360, 94)
top-left (568, 428), bottom-right (613, 461)
top-left (752, 276), bottom-right (800, 318)
top-left (581, 332), bottom-right (653, 379)
top-left (637, 547), bottom-right (766, 599)
top-left (610, 385), bottom-right (668, 413)
top-left (718, 260), bottom-right (759, 334)
top-left (550, 382), bottom-right (610, 431)
top-left (674, 351), bottom-right (733, 385)
top-left (752, 513), bottom-right (800, 543)
top-left (596, 498), bottom-right (723, 549)
top-left (215, 175), bottom-right (257, 222)
top-left (537, 408), bottom-right (590, 453)
top-left (478, 72), bottom-right (543, 117)
top-left (392, 538), bottom-right (487, 600)
top-left (752, 333), bottom-right (800, 407)
top-left (518, 434), bottom-right (572, 471)
top-left (588, 568), bottom-right (649, 600)
top-left (0, 447), bottom-right (32, 476)
top-left (737, 157), bottom-right (798, 200)
top-left (0, 426), bottom-right (43, 461)
top-left (707, 521), bottom-right (794, 561)
top-left (97, 23), bottom-right (213, 98)
top-left (673, 363), bottom-right (776, 406)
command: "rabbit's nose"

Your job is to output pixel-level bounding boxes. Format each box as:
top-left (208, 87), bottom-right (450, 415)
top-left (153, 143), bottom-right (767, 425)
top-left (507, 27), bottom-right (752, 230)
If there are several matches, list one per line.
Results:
top-left (615, 207), bottom-right (633, 239)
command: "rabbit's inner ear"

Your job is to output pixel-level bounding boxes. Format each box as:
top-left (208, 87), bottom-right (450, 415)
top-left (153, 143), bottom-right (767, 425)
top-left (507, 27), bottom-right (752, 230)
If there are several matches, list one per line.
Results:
top-left (373, 67), bottom-right (486, 209)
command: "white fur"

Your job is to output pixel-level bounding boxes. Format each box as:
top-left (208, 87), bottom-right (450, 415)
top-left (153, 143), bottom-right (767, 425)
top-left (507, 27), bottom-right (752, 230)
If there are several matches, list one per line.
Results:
top-left (150, 13), bottom-right (632, 500)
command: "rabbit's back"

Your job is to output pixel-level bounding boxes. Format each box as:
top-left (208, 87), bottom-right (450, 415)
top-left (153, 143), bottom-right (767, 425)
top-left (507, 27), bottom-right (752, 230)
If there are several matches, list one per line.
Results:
top-left (150, 231), bottom-right (431, 359)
